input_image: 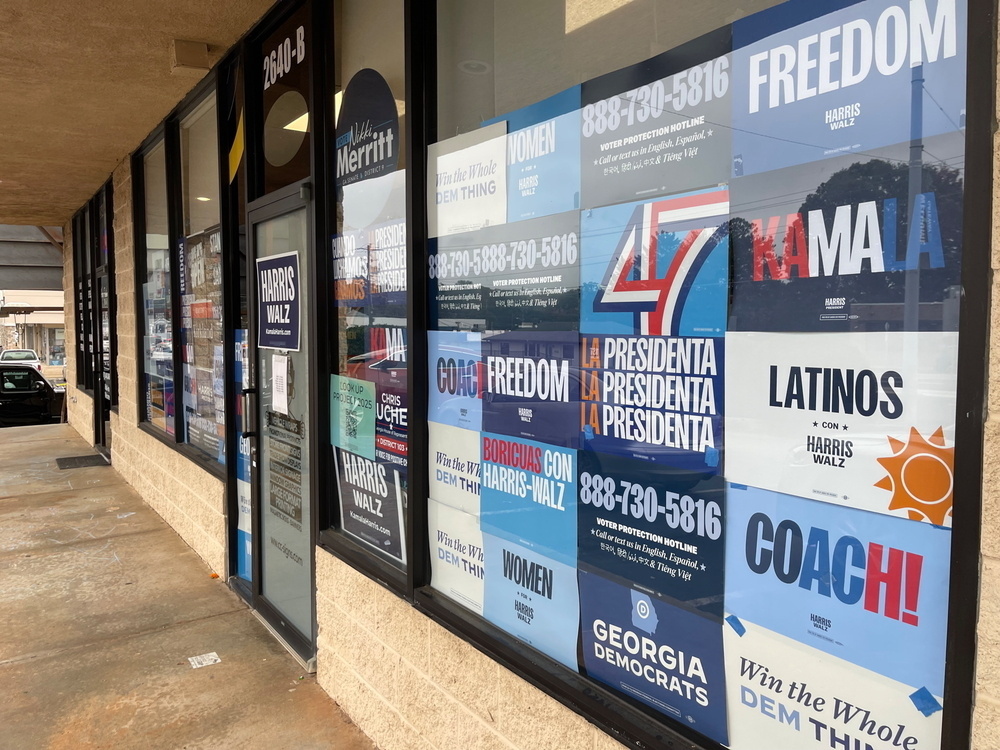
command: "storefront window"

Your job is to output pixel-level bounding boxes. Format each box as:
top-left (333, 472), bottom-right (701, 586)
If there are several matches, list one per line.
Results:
top-left (140, 140), bottom-right (174, 435)
top-left (428, 0), bottom-right (967, 748)
top-left (328, 0), bottom-right (409, 568)
top-left (179, 93), bottom-right (226, 463)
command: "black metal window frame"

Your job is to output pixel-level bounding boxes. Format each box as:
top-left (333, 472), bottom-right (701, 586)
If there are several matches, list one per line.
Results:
top-left (130, 72), bottom-right (231, 479)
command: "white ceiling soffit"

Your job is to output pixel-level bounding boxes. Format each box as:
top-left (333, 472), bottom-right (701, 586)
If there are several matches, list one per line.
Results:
top-left (0, 0), bottom-right (275, 227)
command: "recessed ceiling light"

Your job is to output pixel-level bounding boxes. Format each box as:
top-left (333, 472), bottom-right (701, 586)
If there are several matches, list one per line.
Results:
top-left (196, 196), bottom-right (211, 202)
top-left (458, 59), bottom-right (492, 75)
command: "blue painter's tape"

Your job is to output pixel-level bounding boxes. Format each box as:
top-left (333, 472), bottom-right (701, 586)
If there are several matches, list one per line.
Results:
top-left (910, 687), bottom-right (942, 717)
top-left (705, 446), bottom-right (720, 468)
top-left (725, 615), bottom-right (746, 637)
top-left (583, 425), bottom-right (595, 440)
top-left (730, 483), bottom-right (748, 491)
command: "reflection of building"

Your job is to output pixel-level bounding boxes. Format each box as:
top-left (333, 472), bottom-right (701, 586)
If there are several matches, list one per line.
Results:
top-left (0, 290), bottom-right (66, 366)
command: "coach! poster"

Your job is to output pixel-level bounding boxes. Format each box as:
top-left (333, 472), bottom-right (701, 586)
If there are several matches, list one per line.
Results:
top-left (428, 331), bottom-right (483, 431)
top-left (726, 331), bottom-right (957, 522)
top-left (725, 484), bottom-right (950, 694)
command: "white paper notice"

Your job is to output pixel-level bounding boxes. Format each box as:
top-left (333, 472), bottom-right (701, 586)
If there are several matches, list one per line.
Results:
top-left (273, 354), bottom-right (289, 415)
top-left (188, 652), bottom-right (221, 669)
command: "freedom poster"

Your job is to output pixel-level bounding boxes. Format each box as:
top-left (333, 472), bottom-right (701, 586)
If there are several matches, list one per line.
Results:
top-left (483, 86), bottom-right (582, 222)
top-left (724, 617), bottom-right (943, 750)
top-left (483, 534), bottom-right (579, 670)
top-left (481, 331), bottom-right (581, 449)
top-left (579, 570), bottom-right (729, 744)
top-left (579, 30), bottom-right (732, 210)
top-left (731, 0), bottom-right (967, 177)
top-left (580, 333), bottom-right (724, 472)
top-left (726, 331), bottom-right (957, 522)
top-left (728, 133), bottom-right (965, 333)
top-left (480, 432), bottom-right (577, 567)
top-left (429, 210), bottom-right (581, 331)
top-left (580, 186), bottom-right (729, 337)
top-left (725, 484), bottom-right (951, 694)
top-left (577, 451), bottom-right (725, 618)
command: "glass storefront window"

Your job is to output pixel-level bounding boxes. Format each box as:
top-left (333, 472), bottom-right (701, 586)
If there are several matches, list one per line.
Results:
top-left (328, 0), bottom-right (409, 568)
top-left (179, 93), bottom-right (226, 463)
top-left (140, 140), bottom-right (174, 435)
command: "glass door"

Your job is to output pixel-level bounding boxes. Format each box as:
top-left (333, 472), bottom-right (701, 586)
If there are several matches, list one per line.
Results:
top-left (247, 192), bottom-right (315, 663)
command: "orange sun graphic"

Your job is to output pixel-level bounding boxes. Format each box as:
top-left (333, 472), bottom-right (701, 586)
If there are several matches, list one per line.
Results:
top-left (874, 426), bottom-right (954, 525)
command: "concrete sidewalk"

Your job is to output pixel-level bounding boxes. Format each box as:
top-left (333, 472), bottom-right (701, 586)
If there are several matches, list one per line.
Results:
top-left (0, 423), bottom-right (375, 750)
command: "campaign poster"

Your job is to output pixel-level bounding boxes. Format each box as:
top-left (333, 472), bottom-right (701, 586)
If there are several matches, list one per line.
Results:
top-left (256, 252), bottom-right (300, 351)
top-left (580, 30), bottom-right (732, 210)
top-left (334, 446), bottom-right (406, 564)
top-left (725, 484), bottom-right (951, 693)
top-left (429, 211), bottom-right (582, 331)
top-left (332, 216), bottom-right (407, 309)
top-left (427, 330), bottom-right (483, 431)
top-left (577, 451), bottom-right (725, 617)
top-left (579, 570), bottom-right (729, 744)
top-left (483, 86), bottom-right (581, 221)
top-left (724, 617), bottom-right (942, 750)
top-left (580, 186), bottom-right (729, 337)
top-left (429, 498), bottom-right (484, 615)
top-left (428, 122), bottom-right (508, 238)
top-left (580, 334), bottom-right (724, 472)
top-left (481, 331), bottom-right (580, 448)
top-left (375, 380), bottom-right (407, 472)
top-left (330, 374), bottom-right (376, 460)
top-left (235, 330), bottom-right (252, 580)
top-left (483, 534), bottom-right (579, 670)
top-left (480, 432), bottom-right (577, 566)
top-left (731, 0), bottom-right (967, 177)
top-left (726, 331), bottom-right (957, 522)
top-left (428, 423), bottom-right (481, 516)
top-left (728, 133), bottom-right (965, 333)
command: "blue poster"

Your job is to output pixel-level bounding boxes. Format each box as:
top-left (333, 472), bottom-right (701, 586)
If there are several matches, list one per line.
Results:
top-left (256, 252), bottom-right (300, 351)
top-left (579, 570), bottom-right (729, 744)
top-left (732, 0), bottom-right (967, 177)
top-left (725, 484), bottom-right (951, 693)
top-left (427, 331), bottom-right (483, 431)
top-left (484, 86), bottom-right (581, 221)
top-left (580, 187), bottom-right (729, 337)
top-left (483, 534), bottom-right (579, 670)
top-left (480, 432), bottom-right (577, 566)
top-left (577, 451), bottom-right (725, 617)
top-left (481, 331), bottom-right (580, 448)
top-left (728, 133), bottom-right (964, 332)
top-left (580, 334), bottom-right (724, 473)
top-left (234, 329), bottom-right (252, 581)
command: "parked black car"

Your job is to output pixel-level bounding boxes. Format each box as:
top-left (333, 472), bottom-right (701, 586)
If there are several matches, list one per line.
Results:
top-left (0, 363), bottom-right (65, 427)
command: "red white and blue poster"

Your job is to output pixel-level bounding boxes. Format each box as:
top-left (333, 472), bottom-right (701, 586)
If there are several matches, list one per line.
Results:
top-left (724, 484), bottom-right (950, 694)
top-left (580, 187), bottom-right (729, 337)
top-left (577, 451), bottom-right (725, 618)
top-left (579, 570), bottom-right (729, 744)
top-left (732, 0), bottom-right (967, 177)
top-left (481, 331), bottom-right (581, 449)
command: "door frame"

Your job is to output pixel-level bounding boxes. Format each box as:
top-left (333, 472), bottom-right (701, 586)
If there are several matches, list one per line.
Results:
top-left (244, 178), bottom-right (318, 665)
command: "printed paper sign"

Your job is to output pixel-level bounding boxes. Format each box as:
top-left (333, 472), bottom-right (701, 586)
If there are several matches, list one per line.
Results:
top-left (731, 0), bottom-right (967, 177)
top-left (334, 447), bottom-right (406, 563)
top-left (725, 484), bottom-right (951, 693)
top-left (256, 252), bottom-right (300, 351)
top-left (728, 134), bottom-right (965, 333)
top-left (580, 187), bottom-right (729, 337)
top-left (428, 122), bottom-right (508, 238)
top-left (332, 216), bottom-right (407, 308)
top-left (429, 499), bottom-right (484, 615)
top-left (726, 331), bottom-right (957, 522)
top-left (429, 211), bottom-right (581, 331)
top-left (428, 422), bottom-right (481, 515)
top-left (580, 334), bottom-right (724, 472)
top-left (427, 331), bottom-right (483, 431)
top-left (579, 570), bottom-right (729, 744)
top-left (483, 86), bottom-right (582, 221)
top-left (480, 432), bottom-right (577, 566)
top-left (577, 451), bottom-right (725, 617)
top-left (580, 33), bottom-right (732, 210)
top-left (481, 331), bottom-right (581, 449)
top-left (483, 534), bottom-right (579, 670)
top-left (724, 614), bottom-right (943, 750)
top-left (330, 374), bottom-right (376, 460)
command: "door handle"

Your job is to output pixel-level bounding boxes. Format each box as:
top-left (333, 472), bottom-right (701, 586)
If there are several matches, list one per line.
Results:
top-left (241, 388), bottom-right (256, 438)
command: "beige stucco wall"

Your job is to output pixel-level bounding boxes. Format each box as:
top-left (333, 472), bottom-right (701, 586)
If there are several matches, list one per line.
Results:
top-left (63, 160), bottom-right (228, 576)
